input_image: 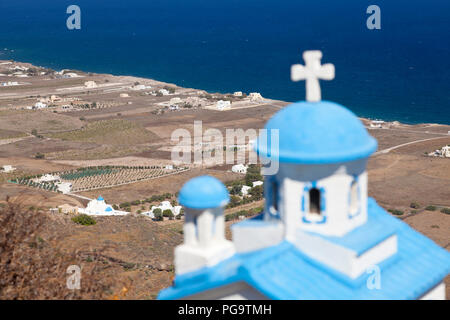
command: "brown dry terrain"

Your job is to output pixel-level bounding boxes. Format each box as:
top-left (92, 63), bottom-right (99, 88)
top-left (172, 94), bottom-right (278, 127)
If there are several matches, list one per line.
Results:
top-left (0, 60), bottom-right (449, 299)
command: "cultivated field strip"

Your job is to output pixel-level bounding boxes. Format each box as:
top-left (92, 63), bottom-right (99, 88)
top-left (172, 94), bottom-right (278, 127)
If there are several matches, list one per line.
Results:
top-left (69, 167), bottom-right (190, 192)
top-left (9, 166), bottom-right (189, 194)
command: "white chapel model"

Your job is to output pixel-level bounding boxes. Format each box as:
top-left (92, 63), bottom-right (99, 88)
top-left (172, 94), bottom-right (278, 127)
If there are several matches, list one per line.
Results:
top-left (159, 51), bottom-right (450, 300)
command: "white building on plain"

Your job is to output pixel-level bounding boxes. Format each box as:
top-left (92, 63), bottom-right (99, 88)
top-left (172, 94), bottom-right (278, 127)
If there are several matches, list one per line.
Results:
top-left (142, 200), bottom-right (182, 218)
top-left (216, 100), bottom-right (231, 110)
top-left (35, 174), bottom-right (60, 183)
top-left (252, 180), bottom-right (263, 187)
top-left (249, 92), bottom-right (264, 102)
top-left (441, 145), bottom-right (450, 158)
top-left (231, 164), bottom-right (247, 174)
top-left (241, 181), bottom-right (263, 196)
top-left (84, 81), bottom-right (98, 89)
top-left (1, 81), bottom-right (19, 87)
top-left (241, 185), bottom-right (251, 196)
top-left (34, 102), bottom-right (47, 109)
top-left (1, 165), bottom-right (15, 173)
top-left (169, 97), bottom-right (182, 105)
top-left (78, 196), bottom-right (128, 216)
top-left (131, 84), bottom-right (151, 91)
top-left (55, 182), bottom-right (72, 194)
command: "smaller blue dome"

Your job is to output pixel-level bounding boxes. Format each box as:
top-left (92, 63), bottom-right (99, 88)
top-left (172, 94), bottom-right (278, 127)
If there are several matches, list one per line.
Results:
top-left (255, 101), bottom-right (377, 164)
top-left (97, 196), bottom-right (104, 201)
top-left (105, 206), bottom-right (113, 212)
top-left (178, 176), bottom-right (230, 209)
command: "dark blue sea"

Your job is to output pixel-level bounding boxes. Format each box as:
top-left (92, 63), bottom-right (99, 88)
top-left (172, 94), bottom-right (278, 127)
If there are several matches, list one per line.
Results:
top-left (0, 0), bottom-right (449, 124)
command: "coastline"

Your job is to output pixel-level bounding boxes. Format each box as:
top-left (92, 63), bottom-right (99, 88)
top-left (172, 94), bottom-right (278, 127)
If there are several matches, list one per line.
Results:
top-left (0, 57), bottom-right (449, 128)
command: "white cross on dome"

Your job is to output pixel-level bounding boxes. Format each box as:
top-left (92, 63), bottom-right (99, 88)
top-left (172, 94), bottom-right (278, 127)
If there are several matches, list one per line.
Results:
top-left (291, 50), bottom-right (335, 102)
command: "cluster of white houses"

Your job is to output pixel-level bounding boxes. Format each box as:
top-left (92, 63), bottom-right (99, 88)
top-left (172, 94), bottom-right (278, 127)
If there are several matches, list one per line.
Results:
top-left (141, 201), bottom-right (183, 218)
top-left (0, 165), bottom-right (16, 173)
top-left (69, 197), bottom-right (182, 218)
top-left (231, 163), bottom-right (248, 174)
top-left (240, 180), bottom-right (263, 196)
top-left (1, 81), bottom-right (22, 87)
top-left (429, 145), bottom-right (450, 158)
top-left (32, 174), bottom-right (73, 194)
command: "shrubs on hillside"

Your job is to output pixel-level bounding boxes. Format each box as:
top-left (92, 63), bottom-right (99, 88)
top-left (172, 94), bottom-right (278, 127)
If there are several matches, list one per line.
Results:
top-left (162, 209), bottom-right (174, 220)
top-left (245, 164), bottom-right (263, 186)
top-left (72, 214), bottom-right (96, 226)
top-left (34, 152), bottom-right (45, 159)
top-left (0, 201), bottom-right (113, 299)
top-left (130, 200), bottom-right (141, 206)
top-left (225, 207), bottom-right (263, 222)
top-left (153, 208), bottom-right (163, 221)
top-left (249, 185), bottom-right (263, 201)
top-left (410, 202), bottom-right (420, 209)
top-left (388, 209), bottom-right (404, 216)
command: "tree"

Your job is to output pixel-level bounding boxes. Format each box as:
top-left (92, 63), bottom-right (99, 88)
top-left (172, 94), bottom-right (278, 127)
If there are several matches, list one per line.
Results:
top-left (163, 209), bottom-right (174, 218)
top-left (410, 202), bottom-right (420, 209)
top-left (228, 195), bottom-right (241, 208)
top-left (120, 202), bottom-right (130, 208)
top-left (229, 185), bottom-right (242, 196)
top-left (72, 214), bottom-right (96, 226)
top-left (245, 164), bottom-right (262, 186)
top-left (153, 208), bottom-right (163, 221)
top-left (249, 185), bottom-right (263, 200)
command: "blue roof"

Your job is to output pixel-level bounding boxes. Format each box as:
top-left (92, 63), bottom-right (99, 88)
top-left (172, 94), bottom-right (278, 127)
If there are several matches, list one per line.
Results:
top-left (255, 101), bottom-right (378, 164)
top-left (178, 175), bottom-right (230, 209)
top-left (105, 206), bottom-right (113, 212)
top-left (97, 196), bottom-right (104, 201)
top-left (159, 198), bottom-right (450, 300)
top-left (308, 199), bottom-right (397, 256)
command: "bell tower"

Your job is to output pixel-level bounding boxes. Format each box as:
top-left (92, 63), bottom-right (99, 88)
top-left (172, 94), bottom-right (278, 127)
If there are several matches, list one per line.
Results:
top-left (175, 176), bottom-right (235, 275)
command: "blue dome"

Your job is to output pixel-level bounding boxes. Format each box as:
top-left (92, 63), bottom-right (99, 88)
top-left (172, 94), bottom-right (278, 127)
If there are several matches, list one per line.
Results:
top-left (97, 196), bottom-right (104, 201)
top-left (255, 101), bottom-right (377, 164)
top-left (178, 176), bottom-right (230, 209)
top-left (105, 206), bottom-right (113, 212)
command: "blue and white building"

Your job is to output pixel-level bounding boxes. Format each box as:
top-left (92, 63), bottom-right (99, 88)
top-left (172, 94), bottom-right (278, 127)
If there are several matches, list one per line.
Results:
top-left (158, 51), bottom-right (450, 300)
top-left (78, 196), bottom-right (128, 216)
